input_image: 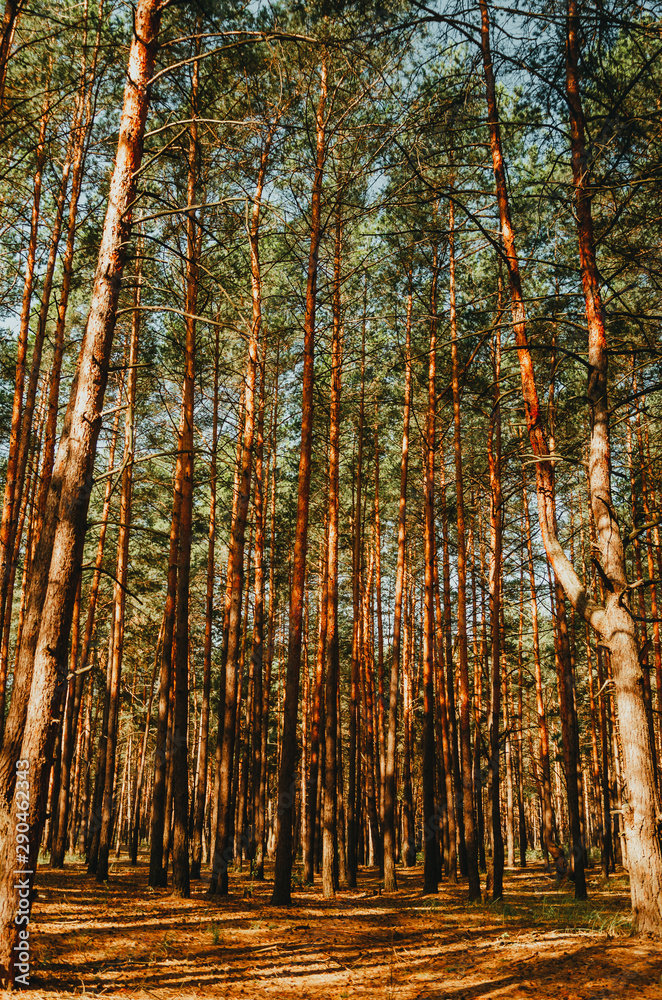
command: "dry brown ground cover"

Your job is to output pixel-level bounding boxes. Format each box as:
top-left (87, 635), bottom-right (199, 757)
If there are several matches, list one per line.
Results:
top-left (4, 856), bottom-right (662, 999)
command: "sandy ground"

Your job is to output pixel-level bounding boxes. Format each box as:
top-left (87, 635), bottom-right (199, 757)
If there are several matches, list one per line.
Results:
top-left (4, 857), bottom-right (662, 999)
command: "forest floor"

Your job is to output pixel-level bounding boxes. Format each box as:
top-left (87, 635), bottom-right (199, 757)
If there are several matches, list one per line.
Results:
top-left (6, 855), bottom-right (662, 999)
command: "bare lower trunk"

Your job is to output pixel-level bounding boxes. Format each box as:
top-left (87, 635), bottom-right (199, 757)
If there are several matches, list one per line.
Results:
top-left (422, 248), bottom-right (438, 895)
top-left (486, 316), bottom-right (504, 902)
top-left (449, 201), bottom-right (480, 900)
top-left (383, 274), bottom-right (412, 892)
top-left (191, 332), bottom-right (219, 879)
top-left (271, 57), bottom-right (327, 905)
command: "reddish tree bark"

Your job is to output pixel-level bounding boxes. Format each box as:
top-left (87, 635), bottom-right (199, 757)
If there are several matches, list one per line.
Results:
top-left (0, 0), bottom-right (24, 104)
top-left (0, 0), bottom-right (161, 979)
top-left (322, 207), bottom-right (342, 897)
top-left (0, 89), bottom-right (49, 726)
top-left (305, 530), bottom-right (327, 884)
top-left (449, 199), bottom-right (480, 900)
top-left (271, 56), bottom-right (327, 905)
top-left (486, 315), bottom-right (504, 901)
top-left (422, 246), bottom-right (439, 894)
top-left (96, 289), bottom-right (141, 885)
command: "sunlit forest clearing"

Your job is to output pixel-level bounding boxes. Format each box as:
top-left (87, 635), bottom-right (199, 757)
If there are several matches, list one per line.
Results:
top-left (17, 860), bottom-right (662, 998)
top-left (0, 0), bottom-right (662, 993)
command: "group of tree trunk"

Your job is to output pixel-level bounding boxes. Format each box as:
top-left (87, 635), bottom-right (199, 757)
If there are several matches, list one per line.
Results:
top-left (1, 0), bottom-right (662, 985)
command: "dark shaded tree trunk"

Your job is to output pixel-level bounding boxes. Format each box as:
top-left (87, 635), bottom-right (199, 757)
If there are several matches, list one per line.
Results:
top-left (130, 617), bottom-right (163, 864)
top-left (304, 534), bottom-right (327, 885)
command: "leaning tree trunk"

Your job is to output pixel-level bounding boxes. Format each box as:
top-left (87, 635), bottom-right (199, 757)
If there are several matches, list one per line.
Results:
top-left (479, 0), bottom-right (662, 934)
top-left (564, 0), bottom-right (662, 931)
top-left (0, 0), bottom-right (161, 982)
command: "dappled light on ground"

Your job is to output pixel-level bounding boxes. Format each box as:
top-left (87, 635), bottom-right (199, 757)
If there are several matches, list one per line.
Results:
top-left (13, 859), bottom-right (662, 998)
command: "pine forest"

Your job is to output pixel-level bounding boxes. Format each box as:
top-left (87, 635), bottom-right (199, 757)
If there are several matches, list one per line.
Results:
top-left (0, 0), bottom-right (662, 995)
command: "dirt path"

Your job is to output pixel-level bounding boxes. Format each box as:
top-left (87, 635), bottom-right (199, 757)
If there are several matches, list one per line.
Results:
top-left (6, 859), bottom-right (662, 999)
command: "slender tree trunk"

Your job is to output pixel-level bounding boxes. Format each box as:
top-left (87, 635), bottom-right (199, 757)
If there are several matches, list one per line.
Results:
top-left (41, 44), bottom-right (101, 867)
top-left (486, 316), bottom-right (504, 901)
top-left (247, 118), bottom-right (277, 870)
top-left (0, 90), bottom-right (49, 725)
top-left (383, 273), bottom-right (413, 892)
top-left (373, 411), bottom-right (385, 825)
top-left (32, 8), bottom-right (99, 536)
top-left (71, 671), bottom-right (93, 853)
top-left (361, 549), bottom-right (381, 870)
top-left (472, 516), bottom-right (486, 872)
top-left (322, 209), bottom-right (343, 897)
top-left (149, 452), bottom-right (183, 886)
top-left (502, 614), bottom-right (515, 869)
top-left (516, 564), bottom-right (527, 867)
top-left (130, 617), bottom-right (163, 863)
top-left (97, 283), bottom-right (141, 884)
top-left (49, 575), bottom-right (81, 867)
top-left (0, 134), bottom-right (73, 739)
top-left (521, 470), bottom-right (554, 858)
top-left (210, 144), bottom-right (270, 895)
top-left (422, 247), bottom-right (439, 895)
top-left (271, 57), bottom-right (327, 905)
top-left (305, 533), bottom-right (327, 884)
top-left (348, 290), bottom-right (366, 890)
top-left (449, 201), bottom-right (480, 900)
top-left (209, 385), bottom-right (244, 856)
top-left (255, 348), bottom-right (279, 880)
top-left (170, 56), bottom-right (202, 899)
top-left (438, 431), bottom-right (466, 874)
top-left (191, 331), bottom-right (219, 879)
top-left (434, 551), bottom-right (457, 881)
top-left (402, 565), bottom-right (415, 866)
